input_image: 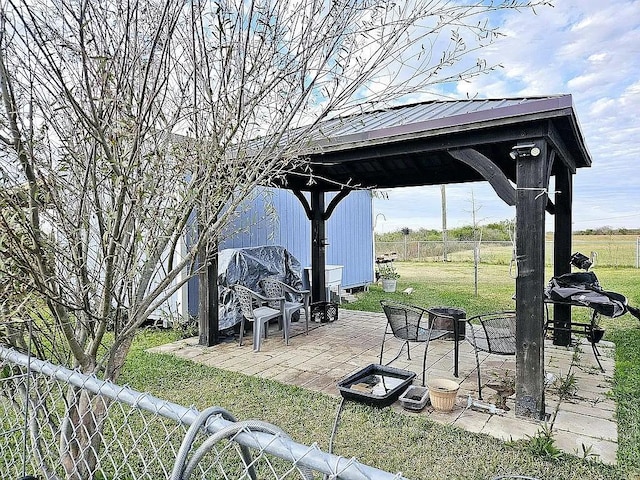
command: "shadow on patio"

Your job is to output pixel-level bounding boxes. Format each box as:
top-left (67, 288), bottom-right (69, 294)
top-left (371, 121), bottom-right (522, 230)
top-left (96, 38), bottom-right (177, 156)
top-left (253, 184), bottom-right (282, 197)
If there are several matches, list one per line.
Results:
top-left (150, 308), bottom-right (617, 464)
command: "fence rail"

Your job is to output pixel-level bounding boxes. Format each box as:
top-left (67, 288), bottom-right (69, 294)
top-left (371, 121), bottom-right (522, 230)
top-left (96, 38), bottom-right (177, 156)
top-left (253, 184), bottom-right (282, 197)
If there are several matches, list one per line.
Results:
top-left (0, 345), bottom-right (405, 480)
top-left (376, 238), bottom-right (640, 268)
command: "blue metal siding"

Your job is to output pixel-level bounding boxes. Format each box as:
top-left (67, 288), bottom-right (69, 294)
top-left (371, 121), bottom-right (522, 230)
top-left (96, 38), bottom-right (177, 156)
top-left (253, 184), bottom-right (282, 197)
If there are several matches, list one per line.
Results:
top-left (326, 191), bottom-right (374, 288)
top-left (218, 188), bottom-right (373, 288)
top-left (218, 188), bottom-right (310, 261)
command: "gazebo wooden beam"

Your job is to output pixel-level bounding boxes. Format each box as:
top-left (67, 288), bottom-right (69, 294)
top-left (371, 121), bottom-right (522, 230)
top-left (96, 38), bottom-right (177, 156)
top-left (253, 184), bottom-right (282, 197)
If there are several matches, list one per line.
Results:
top-left (198, 239), bottom-right (219, 347)
top-left (547, 122), bottom-right (578, 174)
top-left (310, 191), bottom-right (327, 303)
top-left (292, 189), bottom-right (352, 304)
top-left (448, 148), bottom-right (516, 206)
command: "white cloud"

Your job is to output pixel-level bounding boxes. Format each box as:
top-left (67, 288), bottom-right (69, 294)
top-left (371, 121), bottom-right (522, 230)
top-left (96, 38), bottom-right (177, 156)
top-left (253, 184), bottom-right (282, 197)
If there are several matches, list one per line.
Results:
top-left (379, 0), bottom-right (640, 231)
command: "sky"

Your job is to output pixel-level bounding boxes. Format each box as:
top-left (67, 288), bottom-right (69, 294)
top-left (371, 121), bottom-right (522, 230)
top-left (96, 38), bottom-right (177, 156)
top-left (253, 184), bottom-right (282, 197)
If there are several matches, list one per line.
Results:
top-left (373, 0), bottom-right (640, 234)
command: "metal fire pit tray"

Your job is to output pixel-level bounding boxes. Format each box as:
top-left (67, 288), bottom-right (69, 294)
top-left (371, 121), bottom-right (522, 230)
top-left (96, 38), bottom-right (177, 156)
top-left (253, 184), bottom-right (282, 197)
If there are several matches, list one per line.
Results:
top-left (337, 364), bottom-right (416, 407)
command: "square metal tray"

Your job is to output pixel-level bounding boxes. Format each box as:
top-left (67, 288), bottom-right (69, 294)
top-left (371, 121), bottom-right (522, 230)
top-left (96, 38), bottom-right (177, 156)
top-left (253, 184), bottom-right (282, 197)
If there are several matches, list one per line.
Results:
top-left (337, 364), bottom-right (416, 407)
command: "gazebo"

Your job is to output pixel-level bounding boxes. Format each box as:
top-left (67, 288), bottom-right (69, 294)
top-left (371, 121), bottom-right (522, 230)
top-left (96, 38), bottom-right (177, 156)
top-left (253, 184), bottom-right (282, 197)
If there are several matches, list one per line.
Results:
top-left (200, 95), bottom-right (592, 420)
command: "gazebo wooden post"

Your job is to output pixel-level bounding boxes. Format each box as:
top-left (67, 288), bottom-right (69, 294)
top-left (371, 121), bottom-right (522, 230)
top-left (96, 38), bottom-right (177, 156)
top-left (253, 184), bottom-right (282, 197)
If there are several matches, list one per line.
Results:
top-left (553, 167), bottom-right (573, 345)
top-left (515, 139), bottom-right (547, 419)
top-left (310, 190), bottom-right (327, 303)
top-left (198, 239), bottom-right (219, 347)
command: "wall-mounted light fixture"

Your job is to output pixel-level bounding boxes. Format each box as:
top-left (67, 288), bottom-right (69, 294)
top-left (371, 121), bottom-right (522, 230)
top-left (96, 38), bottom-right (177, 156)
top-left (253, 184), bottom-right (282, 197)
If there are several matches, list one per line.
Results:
top-left (509, 143), bottom-right (541, 159)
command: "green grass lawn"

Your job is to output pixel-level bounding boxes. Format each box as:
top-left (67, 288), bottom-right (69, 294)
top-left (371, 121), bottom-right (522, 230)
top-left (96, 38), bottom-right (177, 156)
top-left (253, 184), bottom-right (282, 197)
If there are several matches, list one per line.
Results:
top-left (121, 262), bottom-right (640, 480)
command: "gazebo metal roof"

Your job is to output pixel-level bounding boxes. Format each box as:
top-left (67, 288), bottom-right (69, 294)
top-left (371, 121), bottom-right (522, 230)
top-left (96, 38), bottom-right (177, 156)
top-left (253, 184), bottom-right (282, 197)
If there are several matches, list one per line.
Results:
top-left (280, 94), bottom-right (591, 192)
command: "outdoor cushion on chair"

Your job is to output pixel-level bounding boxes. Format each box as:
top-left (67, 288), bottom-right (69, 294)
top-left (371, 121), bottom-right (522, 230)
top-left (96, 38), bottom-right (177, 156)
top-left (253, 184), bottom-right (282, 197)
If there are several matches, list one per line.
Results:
top-left (465, 311), bottom-right (516, 400)
top-left (379, 300), bottom-right (449, 386)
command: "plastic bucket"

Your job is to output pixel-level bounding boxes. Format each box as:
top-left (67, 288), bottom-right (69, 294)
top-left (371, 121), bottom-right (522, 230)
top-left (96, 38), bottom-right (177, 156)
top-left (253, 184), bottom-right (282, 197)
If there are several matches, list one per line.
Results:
top-left (427, 378), bottom-right (460, 412)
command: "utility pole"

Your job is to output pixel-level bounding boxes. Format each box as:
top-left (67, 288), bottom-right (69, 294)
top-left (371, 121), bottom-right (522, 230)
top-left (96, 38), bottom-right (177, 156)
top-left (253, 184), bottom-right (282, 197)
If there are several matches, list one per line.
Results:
top-left (441, 185), bottom-right (448, 262)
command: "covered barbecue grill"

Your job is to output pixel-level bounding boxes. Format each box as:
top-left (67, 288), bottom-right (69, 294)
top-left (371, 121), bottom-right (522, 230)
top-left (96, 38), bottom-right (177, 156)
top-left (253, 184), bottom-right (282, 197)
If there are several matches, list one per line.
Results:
top-left (545, 271), bottom-right (640, 321)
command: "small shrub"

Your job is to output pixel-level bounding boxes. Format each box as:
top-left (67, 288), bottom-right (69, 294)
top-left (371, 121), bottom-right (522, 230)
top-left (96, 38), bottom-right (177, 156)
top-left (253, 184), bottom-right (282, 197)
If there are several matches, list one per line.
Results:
top-left (551, 372), bottom-right (579, 400)
top-left (376, 264), bottom-right (400, 280)
top-left (526, 424), bottom-right (563, 461)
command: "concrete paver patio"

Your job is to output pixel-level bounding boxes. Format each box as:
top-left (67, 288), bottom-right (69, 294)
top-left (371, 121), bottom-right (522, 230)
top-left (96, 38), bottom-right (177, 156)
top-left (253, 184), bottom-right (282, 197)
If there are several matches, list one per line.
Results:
top-left (150, 308), bottom-right (617, 464)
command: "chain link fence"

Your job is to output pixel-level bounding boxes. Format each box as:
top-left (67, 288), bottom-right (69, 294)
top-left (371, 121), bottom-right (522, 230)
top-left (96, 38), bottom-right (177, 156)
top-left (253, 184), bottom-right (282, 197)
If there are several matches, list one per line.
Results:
top-left (376, 237), bottom-right (640, 267)
top-left (0, 344), bottom-right (406, 480)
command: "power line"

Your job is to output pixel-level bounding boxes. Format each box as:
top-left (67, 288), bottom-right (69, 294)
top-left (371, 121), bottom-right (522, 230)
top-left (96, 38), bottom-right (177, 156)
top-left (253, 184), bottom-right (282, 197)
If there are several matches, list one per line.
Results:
top-left (573, 213), bottom-right (640, 225)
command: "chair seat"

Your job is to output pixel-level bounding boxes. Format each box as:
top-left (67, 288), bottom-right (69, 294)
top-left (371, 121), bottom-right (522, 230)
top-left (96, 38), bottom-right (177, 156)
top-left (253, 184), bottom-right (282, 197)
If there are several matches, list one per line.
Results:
top-left (420, 328), bottom-right (449, 342)
top-left (392, 326), bottom-right (449, 342)
top-left (284, 301), bottom-right (303, 314)
top-left (254, 306), bottom-right (281, 319)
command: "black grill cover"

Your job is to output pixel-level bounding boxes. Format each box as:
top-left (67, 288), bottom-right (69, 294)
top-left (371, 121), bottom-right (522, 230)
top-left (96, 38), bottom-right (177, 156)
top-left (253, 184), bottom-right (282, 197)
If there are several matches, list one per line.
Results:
top-left (217, 246), bottom-right (303, 331)
top-left (545, 272), bottom-right (639, 319)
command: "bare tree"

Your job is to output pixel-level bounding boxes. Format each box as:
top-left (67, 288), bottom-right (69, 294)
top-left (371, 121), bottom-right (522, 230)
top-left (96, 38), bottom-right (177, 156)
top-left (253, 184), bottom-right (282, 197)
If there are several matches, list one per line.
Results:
top-left (467, 188), bottom-right (485, 295)
top-left (441, 184), bottom-right (448, 262)
top-left (0, 0), bottom-right (551, 477)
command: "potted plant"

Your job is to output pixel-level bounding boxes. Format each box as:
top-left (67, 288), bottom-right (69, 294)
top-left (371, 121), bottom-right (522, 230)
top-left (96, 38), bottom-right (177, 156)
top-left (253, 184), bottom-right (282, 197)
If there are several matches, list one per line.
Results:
top-left (377, 263), bottom-right (400, 292)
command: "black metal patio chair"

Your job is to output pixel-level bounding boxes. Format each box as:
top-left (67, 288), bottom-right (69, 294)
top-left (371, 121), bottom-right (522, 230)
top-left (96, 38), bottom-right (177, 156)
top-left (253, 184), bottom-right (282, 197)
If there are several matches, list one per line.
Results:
top-left (465, 311), bottom-right (517, 400)
top-left (379, 300), bottom-right (450, 386)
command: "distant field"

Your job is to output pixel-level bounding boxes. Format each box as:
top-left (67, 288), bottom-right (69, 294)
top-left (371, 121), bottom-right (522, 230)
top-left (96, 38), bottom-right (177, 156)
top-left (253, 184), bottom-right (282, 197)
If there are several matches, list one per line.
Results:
top-left (570, 235), bottom-right (638, 267)
top-left (376, 234), bottom-right (640, 267)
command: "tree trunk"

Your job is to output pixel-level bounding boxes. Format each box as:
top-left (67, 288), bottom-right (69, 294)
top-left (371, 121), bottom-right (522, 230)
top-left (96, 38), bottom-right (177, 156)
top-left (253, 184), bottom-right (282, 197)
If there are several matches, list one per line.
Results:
top-left (60, 388), bottom-right (110, 480)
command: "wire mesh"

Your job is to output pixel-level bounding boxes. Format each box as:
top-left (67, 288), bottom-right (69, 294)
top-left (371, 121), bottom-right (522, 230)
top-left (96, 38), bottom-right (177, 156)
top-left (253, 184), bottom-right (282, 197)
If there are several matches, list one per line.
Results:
top-left (0, 345), bottom-right (406, 480)
top-left (376, 239), bottom-right (640, 267)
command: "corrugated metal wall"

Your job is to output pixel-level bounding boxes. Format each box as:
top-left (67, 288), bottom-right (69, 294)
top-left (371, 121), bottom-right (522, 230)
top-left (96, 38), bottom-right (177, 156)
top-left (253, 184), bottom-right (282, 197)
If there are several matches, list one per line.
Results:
top-left (325, 191), bottom-right (374, 288)
top-left (219, 187), bottom-right (374, 289)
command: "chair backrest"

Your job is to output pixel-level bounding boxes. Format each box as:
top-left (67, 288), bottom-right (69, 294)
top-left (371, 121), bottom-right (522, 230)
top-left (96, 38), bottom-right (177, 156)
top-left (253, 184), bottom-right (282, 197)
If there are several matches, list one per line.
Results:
top-left (468, 311), bottom-right (516, 355)
top-left (232, 285), bottom-right (256, 321)
top-left (380, 300), bottom-right (427, 341)
top-left (260, 277), bottom-right (284, 309)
